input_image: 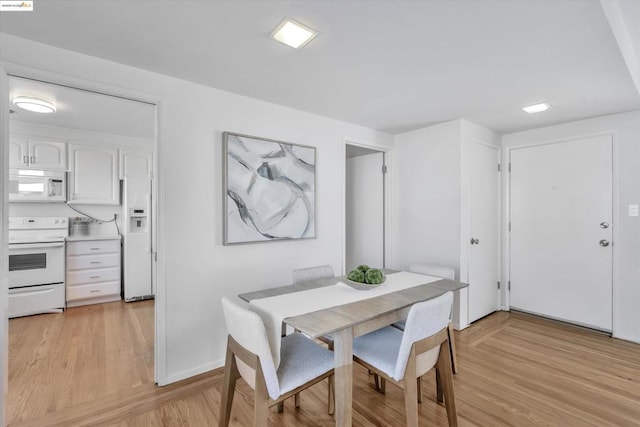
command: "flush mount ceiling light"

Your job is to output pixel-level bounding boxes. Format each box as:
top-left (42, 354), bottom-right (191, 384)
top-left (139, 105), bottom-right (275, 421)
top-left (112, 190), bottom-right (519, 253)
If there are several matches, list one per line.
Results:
top-left (271, 18), bottom-right (317, 49)
top-left (522, 102), bottom-right (551, 114)
top-left (12, 96), bottom-right (56, 113)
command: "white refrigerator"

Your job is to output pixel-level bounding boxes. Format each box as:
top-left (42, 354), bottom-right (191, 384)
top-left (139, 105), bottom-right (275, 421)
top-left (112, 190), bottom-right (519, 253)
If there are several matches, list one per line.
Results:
top-left (122, 175), bottom-right (153, 301)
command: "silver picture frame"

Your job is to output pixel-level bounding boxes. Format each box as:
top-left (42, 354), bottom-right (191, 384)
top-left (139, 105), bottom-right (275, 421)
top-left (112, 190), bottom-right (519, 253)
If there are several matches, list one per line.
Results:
top-left (223, 132), bottom-right (316, 245)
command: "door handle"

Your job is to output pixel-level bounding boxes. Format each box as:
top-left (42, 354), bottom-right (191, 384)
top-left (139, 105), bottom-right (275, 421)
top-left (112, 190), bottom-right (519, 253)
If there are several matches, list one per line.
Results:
top-left (599, 239), bottom-right (610, 247)
top-left (30, 156), bottom-right (36, 164)
top-left (23, 155), bottom-right (29, 164)
top-left (470, 238), bottom-right (480, 245)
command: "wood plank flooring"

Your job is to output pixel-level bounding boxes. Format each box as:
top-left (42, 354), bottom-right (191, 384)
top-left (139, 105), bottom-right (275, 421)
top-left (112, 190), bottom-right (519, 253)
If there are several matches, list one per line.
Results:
top-left (8, 307), bottom-right (640, 426)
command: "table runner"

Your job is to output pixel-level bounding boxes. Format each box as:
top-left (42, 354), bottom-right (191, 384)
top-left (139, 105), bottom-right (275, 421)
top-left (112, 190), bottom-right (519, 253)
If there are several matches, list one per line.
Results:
top-left (249, 271), bottom-right (441, 367)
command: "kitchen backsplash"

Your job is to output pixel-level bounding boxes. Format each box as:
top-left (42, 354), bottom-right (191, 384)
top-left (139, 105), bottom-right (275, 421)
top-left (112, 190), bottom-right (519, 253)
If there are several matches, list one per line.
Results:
top-left (9, 203), bottom-right (121, 236)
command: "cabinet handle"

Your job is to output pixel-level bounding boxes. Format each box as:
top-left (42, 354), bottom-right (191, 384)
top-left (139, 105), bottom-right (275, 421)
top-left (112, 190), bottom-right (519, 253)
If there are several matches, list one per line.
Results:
top-left (30, 156), bottom-right (36, 164)
top-left (90, 275), bottom-right (100, 279)
top-left (23, 155), bottom-right (29, 164)
top-left (90, 261), bottom-right (101, 264)
top-left (90, 248), bottom-right (100, 251)
top-left (90, 289), bottom-right (101, 293)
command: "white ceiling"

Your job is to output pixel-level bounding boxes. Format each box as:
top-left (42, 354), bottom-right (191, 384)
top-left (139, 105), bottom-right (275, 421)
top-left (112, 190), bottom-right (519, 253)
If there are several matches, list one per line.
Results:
top-left (1, 0), bottom-right (638, 135)
top-left (9, 76), bottom-right (156, 139)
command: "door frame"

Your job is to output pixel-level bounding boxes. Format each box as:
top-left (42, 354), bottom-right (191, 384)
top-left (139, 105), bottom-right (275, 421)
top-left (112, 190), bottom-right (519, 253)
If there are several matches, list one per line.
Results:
top-left (502, 131), bottom-right (619, 330)
top-left (0, 61), bottom-right (167, 387)
top-left (465, 138), bottom-right (502, 320)
top-left (1, 66), bottom-right (10, 427)
top-left (342, 138), bottom-right (394, 275)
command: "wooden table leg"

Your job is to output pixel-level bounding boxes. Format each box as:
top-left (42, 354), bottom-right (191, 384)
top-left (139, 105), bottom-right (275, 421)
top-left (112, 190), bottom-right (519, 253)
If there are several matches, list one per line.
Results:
top-left (333, 328), bottom-right (353, 427)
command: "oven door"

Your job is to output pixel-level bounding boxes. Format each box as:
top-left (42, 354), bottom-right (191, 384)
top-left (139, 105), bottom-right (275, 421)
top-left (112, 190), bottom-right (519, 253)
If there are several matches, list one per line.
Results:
top-left (8, 242), bottom-right (65, 288)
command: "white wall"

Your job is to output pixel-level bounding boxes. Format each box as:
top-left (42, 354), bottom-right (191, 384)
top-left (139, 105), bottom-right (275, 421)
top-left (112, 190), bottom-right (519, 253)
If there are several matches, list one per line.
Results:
top-left (394, 120), bottom-right (462, 274)
top-left (0, 34), bottom-right (394, 385)
top-left (345, 152), bottom-right (384, 272)
top-left (502, 110), bottom-right (640, 343)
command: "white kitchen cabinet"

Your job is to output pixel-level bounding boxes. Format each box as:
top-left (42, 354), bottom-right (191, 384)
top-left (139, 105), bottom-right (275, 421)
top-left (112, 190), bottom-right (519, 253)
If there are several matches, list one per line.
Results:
top-left (68, 144), bottom-right (120, 205)
top-left (66, 238), bottom-right (121, 307)
top-left (120, 148), bottom-right (152, 179)
top-left (9, 136), bottom-right (67, 170)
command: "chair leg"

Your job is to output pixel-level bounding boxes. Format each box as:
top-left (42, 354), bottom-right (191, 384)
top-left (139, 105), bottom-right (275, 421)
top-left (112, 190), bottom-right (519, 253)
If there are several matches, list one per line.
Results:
top-left (294, 392), bottom-right (301, 408)
top-left (328, 375), bottom-right (335, 415)
top-left (448, 322), bottom-right (459, 374)
top-left (379, 376), bottom-right (386, 393)
top-left (435, 368), bottom-right (444, 404)
top-left (276, 402), bottom-right (284, 413)
top-left (403, 350), bottom-right (419, 427)
top-left (219, 345), bottom-right (239, 427)
top-left (417, 376), bottom-right (423, 403)
top-left (437, 340), bottom-right (458, 427)
top-left (254, 374), bottom-right (269, 427)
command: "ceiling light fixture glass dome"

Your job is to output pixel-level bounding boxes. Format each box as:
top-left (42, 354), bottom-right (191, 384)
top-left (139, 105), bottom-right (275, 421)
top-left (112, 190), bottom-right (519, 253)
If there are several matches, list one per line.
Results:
top-left (12, 96), bottom-right (57, 113)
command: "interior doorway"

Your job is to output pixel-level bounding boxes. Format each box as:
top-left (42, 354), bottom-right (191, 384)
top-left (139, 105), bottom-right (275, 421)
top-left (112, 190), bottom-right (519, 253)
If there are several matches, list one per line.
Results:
top-left (345, 144), bottom-right (386, 272)
top-left (5, 74), bottom-right (158, 424)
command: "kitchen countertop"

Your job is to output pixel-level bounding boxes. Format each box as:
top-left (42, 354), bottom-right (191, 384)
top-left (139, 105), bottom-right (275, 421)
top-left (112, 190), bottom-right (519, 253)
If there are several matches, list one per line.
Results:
top-left (66, 234), bottom-right (121, 242)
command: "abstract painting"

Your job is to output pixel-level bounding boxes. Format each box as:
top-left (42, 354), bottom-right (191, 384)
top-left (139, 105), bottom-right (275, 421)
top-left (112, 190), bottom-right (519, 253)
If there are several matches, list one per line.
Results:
top-left (223, 132), bottom-right (316, 245)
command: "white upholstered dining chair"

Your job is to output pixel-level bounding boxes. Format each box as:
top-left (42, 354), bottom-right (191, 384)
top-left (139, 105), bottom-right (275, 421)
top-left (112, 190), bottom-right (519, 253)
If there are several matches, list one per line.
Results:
top-left (291, 264), bottom-right (337, 413)
top-left (394, 264), bottom-right (459, 376)
top-left (219, 297), bottom-right (335, 427)
top-left (352, 292), bottom-right (458, 427)
top-left (292, 264), bottom-right (335, 283)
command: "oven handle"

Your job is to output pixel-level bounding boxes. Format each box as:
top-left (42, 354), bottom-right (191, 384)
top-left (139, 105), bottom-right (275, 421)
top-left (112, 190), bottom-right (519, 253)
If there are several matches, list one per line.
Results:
top-left (9, 242), bottom-right (65, 250)
top-left (10, 286), bottom-right (57, 296)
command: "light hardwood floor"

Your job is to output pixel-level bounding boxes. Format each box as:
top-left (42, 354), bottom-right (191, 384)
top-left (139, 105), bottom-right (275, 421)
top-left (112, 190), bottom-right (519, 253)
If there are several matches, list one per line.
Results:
top-left (8, 307), bottom-right (640, 426)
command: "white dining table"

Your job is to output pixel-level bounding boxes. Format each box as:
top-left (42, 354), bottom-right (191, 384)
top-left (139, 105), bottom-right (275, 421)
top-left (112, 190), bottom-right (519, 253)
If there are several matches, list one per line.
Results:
top-left (239, 270), bottom-right (468, 427)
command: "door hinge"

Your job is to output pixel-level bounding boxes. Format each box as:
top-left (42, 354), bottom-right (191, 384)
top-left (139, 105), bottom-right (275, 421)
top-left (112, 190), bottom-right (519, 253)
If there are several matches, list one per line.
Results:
top-left (508, 281), bottom-right (511, 291)
top-left (497, 163), bottom-right (501, 172)
top-left (497, 281), bottom-right (501, 290)
top-left (508, 163), bottom-right (512, 173)
top-left (382, 165), bottom-right (388, 174)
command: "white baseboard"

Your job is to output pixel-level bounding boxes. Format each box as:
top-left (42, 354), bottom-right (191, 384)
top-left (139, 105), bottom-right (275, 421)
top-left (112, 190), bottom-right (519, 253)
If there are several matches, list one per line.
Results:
top-left (157, 358), bottom-right (225, 386)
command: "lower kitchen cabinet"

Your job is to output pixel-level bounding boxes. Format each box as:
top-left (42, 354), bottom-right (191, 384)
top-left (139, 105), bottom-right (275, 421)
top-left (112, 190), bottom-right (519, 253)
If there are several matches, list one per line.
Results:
top-left (66, 237), bottom-right (121, 307)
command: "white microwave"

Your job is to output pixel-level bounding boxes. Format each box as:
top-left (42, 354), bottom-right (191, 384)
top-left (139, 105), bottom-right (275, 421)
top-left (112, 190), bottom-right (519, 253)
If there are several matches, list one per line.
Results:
top-left (9, 169), bottom-right (67, 202)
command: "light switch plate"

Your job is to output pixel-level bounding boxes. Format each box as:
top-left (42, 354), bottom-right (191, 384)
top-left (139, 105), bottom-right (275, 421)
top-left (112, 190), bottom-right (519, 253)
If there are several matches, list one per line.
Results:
top-left (629, 204), bottom-right (639, 217)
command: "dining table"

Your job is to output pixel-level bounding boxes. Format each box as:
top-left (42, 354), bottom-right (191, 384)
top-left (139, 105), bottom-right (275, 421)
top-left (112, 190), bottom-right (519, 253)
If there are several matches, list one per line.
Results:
top-left (238, 269), bottom-right (468, 427)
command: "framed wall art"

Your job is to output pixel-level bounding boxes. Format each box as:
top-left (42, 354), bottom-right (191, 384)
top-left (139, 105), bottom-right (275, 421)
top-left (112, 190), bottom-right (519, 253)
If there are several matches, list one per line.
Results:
top-left (223, 132), bottom-right (316, 245)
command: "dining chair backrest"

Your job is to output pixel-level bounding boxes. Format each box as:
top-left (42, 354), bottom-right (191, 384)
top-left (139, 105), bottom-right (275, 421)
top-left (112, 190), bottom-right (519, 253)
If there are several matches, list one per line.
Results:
top-left (221, 297), bottom-right (280, 399)
top-left (394, 291), bottom-right (453, 380)
top-left (408, 264), bottom-right (455, 281)
top-left (292, 264), bottom-right (335, 284)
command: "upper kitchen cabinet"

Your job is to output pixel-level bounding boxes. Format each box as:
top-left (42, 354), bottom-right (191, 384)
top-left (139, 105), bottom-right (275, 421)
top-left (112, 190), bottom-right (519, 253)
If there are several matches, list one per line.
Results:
top-left (120, 149), bottom-right (153, 179)
top-left (10, 136), bottom-right (67, 170)
top-left (68, 144), bottom-right (120, 205)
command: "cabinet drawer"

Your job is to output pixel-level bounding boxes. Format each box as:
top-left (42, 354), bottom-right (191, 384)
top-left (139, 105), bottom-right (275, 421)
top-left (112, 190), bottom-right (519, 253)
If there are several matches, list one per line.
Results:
top-left (67, 253), bottom-right (120, 270)
top-left (67, 239), bottom-right (120, 256)
top-left (67, 267), bottom-right (120, 286)
top-left (66, 281), bottom-right (120, 301)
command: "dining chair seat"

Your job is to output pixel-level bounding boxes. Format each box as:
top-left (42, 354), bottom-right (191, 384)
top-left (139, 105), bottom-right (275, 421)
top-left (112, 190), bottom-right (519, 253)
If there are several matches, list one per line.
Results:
top-left (219, 297), bottom-right (335, 427)
top-left (277, 333), bottom-right (335, 395)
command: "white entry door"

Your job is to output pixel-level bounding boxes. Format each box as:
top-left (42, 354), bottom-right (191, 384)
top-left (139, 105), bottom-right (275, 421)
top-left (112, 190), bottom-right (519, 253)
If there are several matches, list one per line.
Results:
top-left (510, 135), bottom-right (613, 331)
top-left (468, 142), bottom-right (500, 322)
top-left (346, 151), bottom-right (384, 272)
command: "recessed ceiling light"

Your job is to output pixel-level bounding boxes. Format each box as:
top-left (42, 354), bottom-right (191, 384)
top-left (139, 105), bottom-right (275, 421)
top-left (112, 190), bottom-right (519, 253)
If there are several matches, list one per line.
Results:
top-left (522, 102), bottom-right (550, 114)
top-left (13, 96), bottom-right (56, 113)
top-left (271, 18), bottom-right (317, 49)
